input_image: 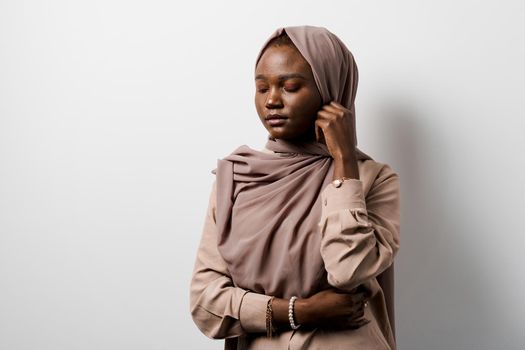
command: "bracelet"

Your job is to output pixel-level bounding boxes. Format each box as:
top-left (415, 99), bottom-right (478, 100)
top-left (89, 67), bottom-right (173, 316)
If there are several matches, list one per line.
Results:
top-left (288, 296), bottom-right (301, 330)
top-left (266, 296), bottom-right (276, 338)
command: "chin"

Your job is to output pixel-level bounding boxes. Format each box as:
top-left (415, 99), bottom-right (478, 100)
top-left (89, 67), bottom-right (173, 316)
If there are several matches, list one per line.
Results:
top-left (267, 129), bottom-right (292, 140)
top-left (274, 128), bottom-right (315, 142)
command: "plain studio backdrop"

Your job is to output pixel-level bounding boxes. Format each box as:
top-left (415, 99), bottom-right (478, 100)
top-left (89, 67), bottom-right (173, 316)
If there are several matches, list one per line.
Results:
top-left (1, 1), bottom-right (524, 349)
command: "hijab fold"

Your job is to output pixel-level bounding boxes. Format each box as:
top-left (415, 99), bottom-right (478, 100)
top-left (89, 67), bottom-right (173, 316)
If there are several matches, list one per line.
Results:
top-left (211, 25), bottom-right (374, 299)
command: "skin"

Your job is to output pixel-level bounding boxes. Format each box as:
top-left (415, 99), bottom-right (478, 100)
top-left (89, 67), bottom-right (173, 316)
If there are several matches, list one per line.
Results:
top-left (254, 44), bottom-right (369, 331)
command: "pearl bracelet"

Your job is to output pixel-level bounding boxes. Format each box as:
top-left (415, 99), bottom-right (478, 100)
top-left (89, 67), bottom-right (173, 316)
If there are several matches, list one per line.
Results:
top-left (288, 296), bottom-right (301, 330)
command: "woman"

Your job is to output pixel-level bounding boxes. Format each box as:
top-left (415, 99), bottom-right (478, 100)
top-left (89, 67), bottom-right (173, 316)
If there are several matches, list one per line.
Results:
top-left (189, 25), bottom-right (400, 350)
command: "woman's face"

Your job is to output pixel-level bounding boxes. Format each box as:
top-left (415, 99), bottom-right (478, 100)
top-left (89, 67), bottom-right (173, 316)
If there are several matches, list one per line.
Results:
top-left (255, 45), bottom-right (323, 143)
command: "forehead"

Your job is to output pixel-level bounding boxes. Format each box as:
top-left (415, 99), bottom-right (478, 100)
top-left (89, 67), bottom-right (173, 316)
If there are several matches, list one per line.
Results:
top-left (255, 45), bottom-right (312, 77)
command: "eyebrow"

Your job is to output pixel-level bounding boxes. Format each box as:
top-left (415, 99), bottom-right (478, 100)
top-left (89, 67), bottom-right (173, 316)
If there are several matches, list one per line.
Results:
top-left (255, 73), bottom-right (307, 81)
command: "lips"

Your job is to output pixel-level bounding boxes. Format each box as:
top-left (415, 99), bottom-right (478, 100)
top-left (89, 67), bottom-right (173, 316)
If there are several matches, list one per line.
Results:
top-left (265, 114), bottom-right (288, 127)
top-left (265, 114), bottom-right (287, 120)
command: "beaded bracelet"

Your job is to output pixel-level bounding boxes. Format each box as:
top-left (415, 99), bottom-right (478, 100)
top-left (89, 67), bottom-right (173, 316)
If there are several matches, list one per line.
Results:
top-left (265, 296), bottom-right (276, 338)
top-left (288, 296), bottom-right (301, 330)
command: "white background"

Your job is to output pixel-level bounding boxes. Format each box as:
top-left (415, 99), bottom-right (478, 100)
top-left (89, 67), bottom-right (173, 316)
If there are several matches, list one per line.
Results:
top-left (1, 1), bottom-right (524, 349)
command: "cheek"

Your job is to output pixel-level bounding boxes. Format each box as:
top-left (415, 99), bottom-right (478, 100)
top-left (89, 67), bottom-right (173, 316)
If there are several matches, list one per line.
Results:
top-left (306, 92), bottom-right (323, 114)
top-left (254, 95), bottom-right (262, 109)
top-left (254, 97), bottom-right (266, 118)
top-left (291, 93), bottom-right (319, 115)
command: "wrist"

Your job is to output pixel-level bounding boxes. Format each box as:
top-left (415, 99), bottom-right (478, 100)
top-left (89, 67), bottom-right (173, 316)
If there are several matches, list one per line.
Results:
top-left (332, 157), bottom-right (359, 180)
top-left (333, 149), bottom-right (357, 162)
top-left (293, 297), bottom-right (312, 326)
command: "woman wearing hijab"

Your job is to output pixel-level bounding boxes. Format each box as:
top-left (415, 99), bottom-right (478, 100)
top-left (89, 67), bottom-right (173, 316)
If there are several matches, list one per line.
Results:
top-left (189, 25), bottom-right (400, 350)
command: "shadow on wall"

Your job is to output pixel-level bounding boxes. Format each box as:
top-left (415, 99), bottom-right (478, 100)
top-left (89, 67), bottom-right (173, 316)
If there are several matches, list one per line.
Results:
top-left (376, 101), bottom-right (500, 350)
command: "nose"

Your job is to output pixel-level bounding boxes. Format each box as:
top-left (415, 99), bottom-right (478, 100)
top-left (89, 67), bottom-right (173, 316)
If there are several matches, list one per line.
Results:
top-left (265, 87), bottom-right (283, 109)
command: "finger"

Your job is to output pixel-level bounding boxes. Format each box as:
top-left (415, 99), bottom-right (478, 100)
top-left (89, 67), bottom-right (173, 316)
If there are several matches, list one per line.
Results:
top-left (315, 121), bottom-right (326, 143)
top-left (356, 306), bottom-right (365, 318)
top-left (362, 288), bottom-right (373, 298)
top-left (350, 292), bottom-right (367, 303)
top-left (358, 292), bottom-right (368, 300)
top-left (329, 101), bottom-right (345, 109)
top-left (348, 304), bottom-right (364, 317)
top-left (355, 318), bottom-right (371, 328)
top-left (317, 109), bottom-right (336, 120)
top-left (352, 315), bottom-right (370, 324)
top-left (315, 116), bottom-right (329, 128)
top-left (323, 103), bottom-right (346, 116)
top-left (347, 319), bottom-right (369, 330)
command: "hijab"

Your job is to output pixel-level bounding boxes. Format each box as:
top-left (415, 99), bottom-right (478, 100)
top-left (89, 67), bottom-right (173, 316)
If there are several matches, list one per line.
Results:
top-left (211, 25), bottom-right (374, 299)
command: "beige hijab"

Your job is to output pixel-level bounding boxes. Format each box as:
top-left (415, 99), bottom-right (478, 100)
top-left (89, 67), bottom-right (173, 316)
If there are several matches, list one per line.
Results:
top-left (255, 25), bottom-right (361, 147)
top-left (211, 26), bottom-right (376, 299)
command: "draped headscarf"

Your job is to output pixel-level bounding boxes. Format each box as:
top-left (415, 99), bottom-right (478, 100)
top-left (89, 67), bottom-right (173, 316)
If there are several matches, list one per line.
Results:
top-left (211, 25), bottom-right (373, 299)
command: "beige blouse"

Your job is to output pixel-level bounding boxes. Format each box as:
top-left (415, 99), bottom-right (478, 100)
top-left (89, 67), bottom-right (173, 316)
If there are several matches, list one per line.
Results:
top-left (189, 147), bottom-right (401, 350)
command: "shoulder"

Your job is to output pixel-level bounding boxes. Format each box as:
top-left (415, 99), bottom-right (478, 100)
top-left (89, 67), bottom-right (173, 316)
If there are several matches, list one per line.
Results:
top-left (210, 144), bottom-right (251, 174)
top-left (204, 178), bottom-right (218, 221)
top-left (358, 159), bottom-right (399, 197)
top-left (260, 146), bottom-right (274, 154)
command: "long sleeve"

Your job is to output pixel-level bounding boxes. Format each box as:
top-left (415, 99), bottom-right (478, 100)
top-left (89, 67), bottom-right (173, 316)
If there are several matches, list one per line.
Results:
top-left (189, 179), bottom-right (272, 339)
top-left (318, 163), bottom-right (400, 292)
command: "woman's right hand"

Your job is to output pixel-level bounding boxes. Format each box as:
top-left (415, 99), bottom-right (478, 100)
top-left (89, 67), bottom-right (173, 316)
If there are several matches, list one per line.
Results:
top-left (295, 286), bottom-right (371, 330)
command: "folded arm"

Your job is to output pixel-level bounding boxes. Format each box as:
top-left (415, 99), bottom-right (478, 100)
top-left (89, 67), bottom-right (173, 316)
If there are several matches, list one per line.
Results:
top-left (319, 164), bottom-right (401, 292)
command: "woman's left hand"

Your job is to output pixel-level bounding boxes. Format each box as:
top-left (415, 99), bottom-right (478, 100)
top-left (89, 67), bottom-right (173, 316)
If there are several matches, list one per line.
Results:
top-left (315, 101), bottom-right (357, 160)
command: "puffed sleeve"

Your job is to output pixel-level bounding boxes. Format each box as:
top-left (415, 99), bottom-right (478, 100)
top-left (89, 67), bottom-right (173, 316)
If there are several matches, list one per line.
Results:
top-left (189, 179), bottom-right (272, 339)
top-left (318, 163), bottom-right (400, 292)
